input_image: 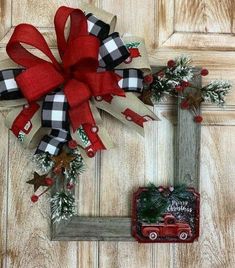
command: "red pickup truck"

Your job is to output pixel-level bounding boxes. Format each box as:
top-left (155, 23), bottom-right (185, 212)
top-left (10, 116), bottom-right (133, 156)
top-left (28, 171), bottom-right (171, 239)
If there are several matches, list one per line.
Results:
top-left (141, 213), bottom-right (192, 241)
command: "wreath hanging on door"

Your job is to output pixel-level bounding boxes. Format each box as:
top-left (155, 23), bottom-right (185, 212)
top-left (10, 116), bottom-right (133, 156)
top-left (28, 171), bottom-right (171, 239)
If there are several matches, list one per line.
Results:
top-left (0, 4), bottom-right (231, 223)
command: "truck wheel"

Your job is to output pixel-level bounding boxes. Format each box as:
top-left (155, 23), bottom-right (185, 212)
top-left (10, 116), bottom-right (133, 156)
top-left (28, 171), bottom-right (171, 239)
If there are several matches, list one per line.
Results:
top-left (149, 232), bottom-right (158, 240)
top-left (179, 232), bottom-right (188, 240)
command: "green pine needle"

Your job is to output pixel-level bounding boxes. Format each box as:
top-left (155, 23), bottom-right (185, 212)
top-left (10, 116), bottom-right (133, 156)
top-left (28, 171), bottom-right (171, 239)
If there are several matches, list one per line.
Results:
top-left (51, 191), bottom-right (76, 223)
top-left (137, 184), bottom-right (191, 224)
top-left (33, 152), bottom-right (54, 173)
top-left (201, 80), bottom-right (232, 105)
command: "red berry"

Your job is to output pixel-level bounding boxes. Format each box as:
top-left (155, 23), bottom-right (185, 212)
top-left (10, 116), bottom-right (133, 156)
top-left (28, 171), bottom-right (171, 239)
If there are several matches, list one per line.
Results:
top-left (87, 150), bottom-right (95, 158)
top-left (66, 183), bottom-right (74, 190)
top-left (181, 100), bottom-right (190, 109)
top-left (167, 60), bottom-right (176, 68)
top-left (194, 115), bottom-right (203, 123)
top-left (200, 69), bottom-right (209, 76)
top-left (68, 140), bottom-right (78, 149)
top-left (157, 71), bottom-right (165, 78)
top-left (53, 166), bottom-right (62, 174)
top-left (175, 85), bottom-right (184, 92)
top-left (158, 186), bottom-right (164, 192)
top-left (144, 74), bottom-right (153, 84)
top-left (181, 81), bottom-right (190, 88)
top-left (31, 195), bottom-right (39, 203)
top-left (45, 178), bottom-right (54, 186)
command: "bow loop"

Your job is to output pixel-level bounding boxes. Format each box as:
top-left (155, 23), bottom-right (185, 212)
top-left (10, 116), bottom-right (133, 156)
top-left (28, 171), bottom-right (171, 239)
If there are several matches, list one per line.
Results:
top-left (6, 24), bottom-right (60, 69)
top-left (54, 6), bottom-right (88, 58)
top-left (16, 63), bottom-right (64, 102)
top-left (62, 35), bottom-right (100, 70)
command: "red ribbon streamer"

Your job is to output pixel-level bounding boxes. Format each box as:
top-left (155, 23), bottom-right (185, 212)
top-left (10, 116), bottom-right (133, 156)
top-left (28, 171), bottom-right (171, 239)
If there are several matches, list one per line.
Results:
top-left (11, 103), bottom-right (40, 137)
top-left (6, 6), bottom-right (125, 133)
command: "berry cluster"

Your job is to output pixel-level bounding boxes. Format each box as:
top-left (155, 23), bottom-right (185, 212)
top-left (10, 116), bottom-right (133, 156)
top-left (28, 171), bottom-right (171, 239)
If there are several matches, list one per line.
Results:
top-left (142, 56), bottom-right (231, 124)
top-left (30, 140), bottom-right (84, 222)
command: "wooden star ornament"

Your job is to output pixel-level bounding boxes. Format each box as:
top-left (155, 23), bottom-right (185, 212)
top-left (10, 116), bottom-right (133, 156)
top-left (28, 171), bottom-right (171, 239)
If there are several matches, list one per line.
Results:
top-left (27, 172), bottom-right (48, 192)
top-left (51, 149), bottom-right (76, 170)
top-left (187, 91), bottom-right (203, 109)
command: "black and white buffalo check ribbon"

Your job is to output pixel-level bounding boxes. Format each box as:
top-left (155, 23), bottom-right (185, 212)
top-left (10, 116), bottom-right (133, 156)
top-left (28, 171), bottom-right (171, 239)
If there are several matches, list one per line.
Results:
top-left (86, 13), bottom-right (144, 93)
top-left (115, 69), bottom-right (143, 92)
top-left (98, 32), bottom-right (130, 70)
top-left (86, 13), bottom-right (110, 40)
top-left (0, 69), bottom-right (24, 99)
top-left (1, 11), bottom-right (148, 157)
top-left (36, 91), bottom-right (70, 155)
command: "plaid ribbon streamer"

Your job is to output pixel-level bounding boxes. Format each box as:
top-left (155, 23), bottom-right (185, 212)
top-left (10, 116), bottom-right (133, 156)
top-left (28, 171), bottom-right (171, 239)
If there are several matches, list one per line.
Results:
top-left (36, 91), bottom-right (70, 155)
top-left (115, 69), bottom-right (143, 93)
top-left (2, 9), bottom-right (148, 157)
top-left (0, 69), bottom-right (24, 100)
top-left (86, 13), bottom-right (130, 70)
top-left (86, 13), bottom-right (110, 40)
top-left (99, 32), bottom-right (130, 70)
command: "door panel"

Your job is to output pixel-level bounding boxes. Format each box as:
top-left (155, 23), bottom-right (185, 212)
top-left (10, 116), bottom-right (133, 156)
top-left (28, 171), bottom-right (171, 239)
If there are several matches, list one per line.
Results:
top-left (0, 1), bottom-right (234, 268)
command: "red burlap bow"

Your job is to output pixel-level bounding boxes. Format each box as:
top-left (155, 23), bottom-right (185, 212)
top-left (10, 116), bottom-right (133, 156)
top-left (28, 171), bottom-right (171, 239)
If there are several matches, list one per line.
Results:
top-left (6, 6), bottom-right (125, 131)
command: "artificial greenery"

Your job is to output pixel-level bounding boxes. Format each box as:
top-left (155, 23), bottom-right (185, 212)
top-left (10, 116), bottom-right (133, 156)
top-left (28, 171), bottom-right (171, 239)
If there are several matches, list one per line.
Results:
top-left (126, 41), bottom-right (141, 49)
top-left (148, 55), bottom-right (231, 106)
top-left (33, 152), bottom-right (54, 173)
top-left (64, 149), bottom-right (85, 184)
top-left (145, 55), bottom-right (232, 122)
top-left (150, 55), bottom-right (194, 102)
top-left (77, 126), bottom-right (90, 147)
top-left (201, 80), bottom-right (232, 105)
top-left (51, 191), bottom-right (76, 223)
top-left (137, 184), bottom-right (191, 224)
top-left (31, 145), bottom-right (85, 223)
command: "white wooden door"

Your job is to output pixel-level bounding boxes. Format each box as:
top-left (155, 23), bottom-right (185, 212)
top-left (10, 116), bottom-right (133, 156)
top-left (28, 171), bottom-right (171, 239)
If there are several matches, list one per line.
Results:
top-left (0, 1), bottom-right (234, 267)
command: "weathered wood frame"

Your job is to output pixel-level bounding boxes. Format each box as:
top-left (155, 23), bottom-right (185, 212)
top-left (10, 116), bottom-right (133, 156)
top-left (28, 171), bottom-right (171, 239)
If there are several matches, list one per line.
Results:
top-left (51, 68), bottom-right (201, 241)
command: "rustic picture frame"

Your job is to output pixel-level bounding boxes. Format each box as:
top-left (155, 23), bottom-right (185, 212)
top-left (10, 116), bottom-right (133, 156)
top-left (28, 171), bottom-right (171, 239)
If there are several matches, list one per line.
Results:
top-left (51, 67), bottom-right (201, 241)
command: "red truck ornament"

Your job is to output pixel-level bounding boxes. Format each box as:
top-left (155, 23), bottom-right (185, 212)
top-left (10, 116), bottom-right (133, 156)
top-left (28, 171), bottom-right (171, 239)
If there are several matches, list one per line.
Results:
top-left (141, 213), bottom-right (192, 241)
top-left (132, 186), bottom-right (200, 243)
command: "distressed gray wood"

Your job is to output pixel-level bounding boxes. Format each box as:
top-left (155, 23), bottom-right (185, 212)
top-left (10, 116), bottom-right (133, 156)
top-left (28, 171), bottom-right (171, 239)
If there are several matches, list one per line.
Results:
top-left (175, 69), bottom-right (201, 190)
top-left (52, 67), bottom-right (202, 241)
top-left (52, 216), bottom-right (134, 241)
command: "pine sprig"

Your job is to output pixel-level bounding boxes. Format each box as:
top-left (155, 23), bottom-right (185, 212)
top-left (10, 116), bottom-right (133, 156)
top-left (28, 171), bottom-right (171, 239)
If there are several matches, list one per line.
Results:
top-left (51, 191), bottom-right (76, 223)
top-left (201, 80), bottom-right (232, 105)
top-left (150, 55), bottom-right (194, 102)
top-left (64, 151), bottom-right (85, 184)
top-left (144, 55), bottom-right (232, 123)
top-left (33, 152), bottom-right (54, 173)
top-left (126, 42), bottom-right (141, 48)
top-left (137, 184), bottom-right (190, 224)
top-left (165, 55), bottom-right (194, 82)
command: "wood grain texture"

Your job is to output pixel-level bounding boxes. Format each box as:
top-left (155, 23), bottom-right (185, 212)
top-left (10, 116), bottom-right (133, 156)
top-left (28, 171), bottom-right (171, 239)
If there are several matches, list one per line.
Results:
top-left (53, 217), bottom-right (133, 241)
top-left (98, 113), bottom-right (152, 267)
top-left (147, 107), bottom-right (175, 268)
top-left (101, 0), bottom-right (156, 50)
top-left (161, 33), bottom-right (235, 50)
top-left (0, 0), bottom-right (11, 40)
top-left (12, 0), bottom-right (98, 27)
top-left (175, 71), bottom-right (201, 190)
top-left (0, 112), bottom-right (8, 268)
top-left (157, 0), bottom-right (174, 46)
top-left (175, 0), bottom-right (232, 33)
top-left (6, 136), bottom-right (78, 268)
top-left (174, 126), bottom-right (235, 268)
